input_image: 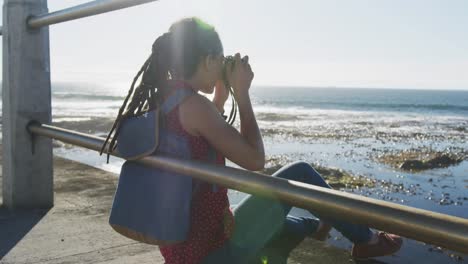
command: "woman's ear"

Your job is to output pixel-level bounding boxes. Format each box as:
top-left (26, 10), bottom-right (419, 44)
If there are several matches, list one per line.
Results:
top-left (203, 54), bottom-right (215, 71)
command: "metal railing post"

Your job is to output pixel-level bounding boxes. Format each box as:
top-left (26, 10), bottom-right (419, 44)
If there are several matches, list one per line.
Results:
top-left (2, 0), bottom-right (53, 209)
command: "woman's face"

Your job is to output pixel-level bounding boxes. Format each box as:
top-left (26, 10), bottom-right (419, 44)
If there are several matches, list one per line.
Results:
top-left (198, 54), bottom-right (224, 94)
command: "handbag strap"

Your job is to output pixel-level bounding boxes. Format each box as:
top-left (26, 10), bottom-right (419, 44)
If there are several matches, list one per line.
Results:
top-left (161, 88), bottom-right (195, 115)
top-left (160, 87), bottom-right (220, 193)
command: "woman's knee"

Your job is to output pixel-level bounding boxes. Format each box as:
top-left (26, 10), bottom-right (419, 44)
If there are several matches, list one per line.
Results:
top-left (273, 161), bottom-right (315, 180)
top-left (273, 161), bottom-right (328, 187)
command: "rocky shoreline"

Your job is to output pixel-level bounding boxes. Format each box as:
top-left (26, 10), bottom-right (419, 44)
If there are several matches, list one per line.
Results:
top-left (263, 156), bottom-right (375, 189)
top-left (374, 147), bottom-right (467, 172)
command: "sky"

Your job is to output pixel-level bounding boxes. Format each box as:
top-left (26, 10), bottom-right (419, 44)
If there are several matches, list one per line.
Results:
top-left (1, 0), bottom-right (468, 91)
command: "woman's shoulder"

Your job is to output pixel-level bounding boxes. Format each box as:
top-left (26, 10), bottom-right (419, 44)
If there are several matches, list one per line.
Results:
top-left (179, 92), bottom-right (213, 111)
top-left (172, 91), bottom-right (218, 137)
top-left (178, 93), bottom-right (220, 124)
top-left (161, 88), bottom-right (211, 118)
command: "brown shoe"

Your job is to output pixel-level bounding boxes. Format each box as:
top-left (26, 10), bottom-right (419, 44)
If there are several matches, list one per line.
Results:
top-left (351, 232), bottom-right (403, 258)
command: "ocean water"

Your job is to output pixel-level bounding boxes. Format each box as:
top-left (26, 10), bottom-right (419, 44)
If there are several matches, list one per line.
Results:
top-left (252, 87), bottom-right (468, 114)
top-left (42, 85), bottom-right (467, 172)
top-left (47, 84), bottom-right (468, 116)
top-left (48, 85), bottom-right (468, 138)
top-left (1, 84), bottom-right (467, 263)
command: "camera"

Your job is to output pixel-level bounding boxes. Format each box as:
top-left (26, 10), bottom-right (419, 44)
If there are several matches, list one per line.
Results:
top-left (222, 55), bottom-right (247, 88)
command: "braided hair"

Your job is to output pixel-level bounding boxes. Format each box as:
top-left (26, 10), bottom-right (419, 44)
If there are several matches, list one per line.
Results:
top-left (100, 17), bottom-right (236, 162)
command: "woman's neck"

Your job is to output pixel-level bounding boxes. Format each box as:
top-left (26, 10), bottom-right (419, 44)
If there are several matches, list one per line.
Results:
top-left (186, 73), bottom-right (207, 92)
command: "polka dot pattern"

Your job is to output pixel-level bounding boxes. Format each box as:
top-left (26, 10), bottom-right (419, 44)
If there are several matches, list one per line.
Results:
top-left (159, 87), bottom-right (235, 264)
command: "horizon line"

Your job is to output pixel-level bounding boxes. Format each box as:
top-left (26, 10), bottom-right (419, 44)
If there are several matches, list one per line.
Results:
top-left (0, 80), bottom-right (467, 92)
top-left (253, 84), bottom-right (468, 92)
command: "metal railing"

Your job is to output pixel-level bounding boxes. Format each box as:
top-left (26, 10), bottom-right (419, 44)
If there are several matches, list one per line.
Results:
top-left (27, 122), bottom-right (468, 254)
top-left (28, 0), bottom-right (158, 28)
top-left (1, 0), bottom-right (158, 34)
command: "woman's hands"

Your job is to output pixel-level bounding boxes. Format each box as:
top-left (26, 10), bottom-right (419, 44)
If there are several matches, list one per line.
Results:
top-left (180, 52), bottom-right (264, 170)
top-left (213, 52), bottom-right (254, 113)
top-left (225, 53), bottom-right (254, 101)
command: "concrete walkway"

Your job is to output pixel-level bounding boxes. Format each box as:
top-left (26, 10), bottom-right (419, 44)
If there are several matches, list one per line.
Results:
top-left (0, 152), bottom-right (356, 264)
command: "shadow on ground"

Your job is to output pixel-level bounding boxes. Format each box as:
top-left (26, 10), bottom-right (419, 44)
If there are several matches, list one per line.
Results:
top-left (0, 206), bottom-right (50, 259)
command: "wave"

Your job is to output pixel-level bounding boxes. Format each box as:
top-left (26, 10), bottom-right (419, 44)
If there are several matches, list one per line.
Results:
top-left (256, 100), bottom-right (468, 113)
top-left (26, 88), bottom-right (468, 119)
top-left (52, 92), bottom-right (124, 101)
top-left (319, 102), bottom-right (468, 112)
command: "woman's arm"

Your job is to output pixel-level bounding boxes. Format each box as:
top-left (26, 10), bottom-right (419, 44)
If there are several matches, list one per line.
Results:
top-left (180, 53), bottom-right (265, 171)
top-left (234, 90), bottom-right (265, 168)
top-left (180, 94), bottom-right (264, 171)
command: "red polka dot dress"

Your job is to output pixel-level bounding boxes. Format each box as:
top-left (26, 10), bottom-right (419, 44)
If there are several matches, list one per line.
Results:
top-left (159, 86), bottom-right (235, 264)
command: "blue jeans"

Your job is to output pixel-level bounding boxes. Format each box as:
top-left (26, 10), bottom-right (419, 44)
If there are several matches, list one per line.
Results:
top-left (202, 161), bottom-right (373, 264)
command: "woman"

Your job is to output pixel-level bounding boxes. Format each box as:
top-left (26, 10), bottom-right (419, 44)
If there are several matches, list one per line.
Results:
top-left (104, 17), bottom-right (403, 264)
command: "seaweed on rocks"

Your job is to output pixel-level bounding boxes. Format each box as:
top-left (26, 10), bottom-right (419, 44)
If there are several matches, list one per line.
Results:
top-left (375, 147), bottom-right (467, 172)
top-left (262, 156), bottom-right (375, 189)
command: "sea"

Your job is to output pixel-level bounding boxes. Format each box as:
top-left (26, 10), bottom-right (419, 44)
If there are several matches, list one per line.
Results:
top-left (1, 84), bottom-right (467, 263)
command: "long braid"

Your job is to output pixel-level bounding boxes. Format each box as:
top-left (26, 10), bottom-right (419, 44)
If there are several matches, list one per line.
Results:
top-left (100, 33), bottom-right (171, 162)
